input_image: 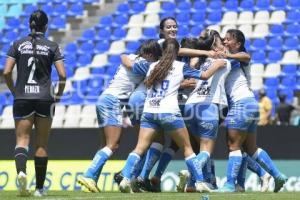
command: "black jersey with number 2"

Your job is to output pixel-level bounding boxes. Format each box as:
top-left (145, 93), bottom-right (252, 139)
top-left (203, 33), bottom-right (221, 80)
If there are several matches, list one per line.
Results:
top-left (7, 33), bottom-right (64, 100)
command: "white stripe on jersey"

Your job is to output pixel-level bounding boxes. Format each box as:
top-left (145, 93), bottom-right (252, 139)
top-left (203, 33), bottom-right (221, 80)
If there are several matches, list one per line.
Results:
top-left (102, 54), bottom-right (144, 99)
top-left (186, 59), bottom-right (231, 106)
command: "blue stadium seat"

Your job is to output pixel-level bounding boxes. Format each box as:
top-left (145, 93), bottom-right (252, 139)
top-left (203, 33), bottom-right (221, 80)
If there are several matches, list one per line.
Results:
top-left (51, 70), bottom-right (59, 81)
top-left (177, 25), bottom-right (189, 40)
top-left (64, 43), bottom-right (78, 56)
top-left (175, 1), bottom-right (191, 14)
top-left (245, 39), bottom-right (251, 51)
top-left (111, 28), bottom-right (126, 41)
top-left (281, 65), bottom-right (297, 78)
top-left (64, 55), bottom-right (77, 69)
top-left (160, 12), bottom-right (176, 21)
top-left (108, 55), bottom-right (121, 67)
top-left (251, 51), bottom-right (266, 64)
top-left (96, 15), bottom-right (113, 30)
top-left (160, 2), bottom-right (176, 14)
top-left (205, 12), bottom-right (222, 25)
top-left (87, 76), bottom-right (104, 89)
top-left (94, 41), bottom-right (110, 54)
top-left (78, 29), bottom-right (96, 43)
top-left (283, 37), bottom-right (299, 51)
top-left (285, 10), bottom-right (300, 24)
top-left (90, 67), bottom-right (105, 75)
top-left (223, 0), bottom-right (238, 12)
top-left (278, 88), bottom-right (294, 103)
top-left (176, 13), bottom-right (190, 26)
top-left (68, 91), bottom-right (84, 104)
top-left (190, 12), bottom-right (205, 26)
top-left (21, 5), bottom-right (38, 17)
top-left (95, 28), bottom-right (111, 42)
top-left (0, 57), bottom-right (5, 70)
top-left (6, 4), bottom-right (22, 17)
top-left (207, 0), bottom-right (222, 13)
top-left (115, 2), bottom-right (130, 16)
top-left (65, 67), bottom-right (74, 78)
top-left (250, 38), bottom-right (267, 51)
top-left (239, 0), bottom-right (254, 11)
top-left (284, 23), bottom-right (300, 37)
top-left (296, 78), bottom-right (300, 91)
top-left (49, 17), bottom-right (66, 30)
top-left (267, 51), bottom-right (282, 63)
top-left (78, 42), bottom-right (94, 55)
top-left (270, 0), bottom-right (287, 10)
top-left (192, 0), bottom-right (207, 13)
top-left (267, 37), bottom-right (283, 51)
top-left (83, 0), bottom-right (100, 5)
top-left (41, 3), bottom-right (53, 17)
top-left (264, 77), bottom-right (279, 89)
top-left (129, 2), bottom-right (145, 15)
top-left (254, 0), bottom-right (270, 11)
top-left (287, 0), bottom-right (300, 10)
top-left (1, 30), bottom-right (18, 44)
top-left (143, 27), bottom-right (158, 40)
top-left (67, 3), bottom-right (84, 17)
top-left (77, 54), bottom-right (92, 67)
top-left (112, 14), bottom-right (129, 28)
top-left (53, 3), bottom-right (68, 17)
top-left (280, 77), bottom-right (297, 90)
top-left (190, 25), bottom-right (203, 37)
top-left (265, 88), bottom-right (278, 100)
top-left (125, 41), bottom-right (141, 54)
top-left (269, 24), bottom-right (284, 37)
top-left (106, 63), bottom-right (119, 76)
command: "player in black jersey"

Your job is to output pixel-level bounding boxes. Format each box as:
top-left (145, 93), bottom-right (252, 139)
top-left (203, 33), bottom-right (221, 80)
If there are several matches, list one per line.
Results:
top-left (3, 10), bottom-right (66, 197)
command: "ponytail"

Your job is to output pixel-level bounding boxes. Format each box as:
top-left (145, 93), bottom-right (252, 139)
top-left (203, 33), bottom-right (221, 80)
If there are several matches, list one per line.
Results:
top-left (29, 20), bottom-right (37, 64)
top-left (144, 38), bottom-right (179, 88)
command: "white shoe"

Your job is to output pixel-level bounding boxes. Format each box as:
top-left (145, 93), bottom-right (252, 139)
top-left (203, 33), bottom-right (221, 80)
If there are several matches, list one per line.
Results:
top-left (17, 172), bottom-right (30, 197)
top-left (34, 189), bottom-right (47, 197)
top-left (260, 173), bottom-right (271, 192)
top-left (177, 170), bottom-right (190, 193)
top-left (195, 181), bottom-right (215, 193)
top-left (119, 178), bottom-right (132, 193)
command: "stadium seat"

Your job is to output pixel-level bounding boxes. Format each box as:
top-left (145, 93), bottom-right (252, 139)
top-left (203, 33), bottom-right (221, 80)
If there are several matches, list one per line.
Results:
top-left (53, 3), bottom-right (68, 17)
top-left (175, 1), bottom-right (191, 14)
top-left (250, 38), bottom-right (267, 51)
top-left (73, 67), bottom-right (90, 81)
top-left (6, 4), bottom-right (22, 17)
top-left (190, 12), bottom-right (206, 26)
top-left (67, 2), bottom-right (84, 18)
top-left (287, 0), bottom-right (300, 10)
top-left (144, 1), bottom-right (161, 14)
top-left (90, 54), bottom-right (108, 68)
top-left (94, 41), bottom-right (110, 54)
top-left (191, 0), bottom-right (206, 13)
top-left (250, 77), bottom-right (263, 90)
top-left (108, 41), bottom-right (126, 55)
top-left (264, 77), bottom-right (280, 89)
top-left (78, 42), bottom-right (94, 55)
top-left (269, 11), bottom-right (286, 24)
top-left (284, 23), bottom-right (300, 37)
top-left (114, 2), bottom-right (130, 16)
top-left (267, 37), bottom-right (283, 51)
top-left (129, 2), bottom-right (145, 15)
top-left (250, 64), bottom-right (264, 77)
top-left (223, 0), bottom-right (238, 12)
top-left (108, 54), bottom-right (121, 66)
top-left (207, 0), bottom-right (222, 13)
top-left (207, 25), bottom-right (221, 34)
top-left (237, 11), bottom-right (253, 24)
top-left (264, 63), bottom-right (281, 77)
top-left (51, 104), bottom-right (66, 128)
top-left (270, 0), bottom-right (287, 10)
top-left (252, 24), bottom-right (269, 38)
top-left (64, 43), bottom-right (77, 56)
top-left (143, 14), bottom-right (160, 27)
top-left (285, 10), bottom-right (300, 24)
top-left (205, 12), bottom-right (222, 25)
top-left (190, 25), bottom-right (204, 37)
top-left (239, 0), bottom-right (254, 12)
top-left (125, 41), bottom-right (141, 54)
top-left (267, 51), bottom-right (282, 63)
top-left (125, 27), bottom-right (142, 41)
top-left (79, 105), bottom-right (97, 128)
top-left (238, 24), bottom-right (253, 38)
top-left (63, 105), bottom-right (82, 128)
top-left (96, 15), bottom-right (113, 29)
top-left (254, 0), bottom-right (270, 11)
top-left (49, 17), bottom-right (67, 30)
top-left (221, 12), bottom-right (238, 25)
top-left (95, 28), bottom-right (111, 42)
top-left (4, 17), bottom-right (21, 31)
top-left (220, 25), bottom-right (236, 38)
top-left (281, 50), bottom-right (299, 64)
top-left (127, 14), bottom-right (144, 28)
top-left (269, 24), bottom-right (284, 37)
top-left (142, 27), bottom-right (158, 40)
top-left (278, 88), bottom-right (294, 103)
top-left (78, 29), bottom-right (96, 43)
top-left (176, 13), bottom-right (190, 27)
top-left (283, 37), bottom-right (299, 51)
top-left (160, 1), bottom-right (176, 14)
top-left (1, 30), bottom-right (18, 44)
top-left (111, 28), bottom-right (127, 41)
top-left (105, 63), bottom-right (119, 76)
top-left (251, 51), bottom-right (266, 64)
top-left (90, 67), bottom-right (105, 75)
top-left (112, 15), bottom-right (129, 28)
top-left (253, 11), bottom-right (269, 24)
top-left (281, 65), bottom-right (297, 78)
top-left (177, 25), bottom-right (189, 40)
top-left (77, 54), bottom-right (92, 67)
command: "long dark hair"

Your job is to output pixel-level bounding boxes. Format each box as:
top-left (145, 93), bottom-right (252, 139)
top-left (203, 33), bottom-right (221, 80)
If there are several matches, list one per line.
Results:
top-left (136, 39), bottom-right (162, 61)
top-left (199, 29), bottom-right (222, 50)
top-left (226, 29), bottom-right (246, 52)
top-left (29, 10), bottom-right (48, 65)
top-left (144, 38), bottom-right (179, 88)
top-left (159, 17), bottom-right (177, 39)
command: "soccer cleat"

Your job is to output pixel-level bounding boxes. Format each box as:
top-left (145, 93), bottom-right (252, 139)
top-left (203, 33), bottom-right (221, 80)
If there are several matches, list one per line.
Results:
top-left (235, 184), bottom-right (245, 193)
top-left (195, 181), bottom-right (215, 193)
top-left (119, 178), bottom-right (132, 193)
top-left (260, 173), bottom-right (271, 192)
top-left (77, 175), bottom-right (100, 193)
top-left (150, 176), bottom-right (161, 192)
top-left (274, 174), bottom-right (288, 193)
top-left (176, 170), bottom-right (190, 193)
top-left (218, 183), bottom-right (236, 193)
top-left (34, 189), bottom-right (47, 197)
top-left (17, 171), bottom-right (31, 197)
top-left (113, 171), bottom-right (124, 185)
top-left (131, 177), bottom-right (152, 192)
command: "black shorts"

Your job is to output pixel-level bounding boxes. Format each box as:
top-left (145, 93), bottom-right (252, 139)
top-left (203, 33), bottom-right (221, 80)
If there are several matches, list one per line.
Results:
top-left (13, 99), bottom-right (55, 119)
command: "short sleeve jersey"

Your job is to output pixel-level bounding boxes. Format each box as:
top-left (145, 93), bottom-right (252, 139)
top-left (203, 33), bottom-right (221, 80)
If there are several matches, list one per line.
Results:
top-left (7, 33), bottom-right (63, 100)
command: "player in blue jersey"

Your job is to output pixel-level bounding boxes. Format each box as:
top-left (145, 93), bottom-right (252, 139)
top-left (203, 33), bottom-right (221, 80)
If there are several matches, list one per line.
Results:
top-left (77, 40), bottom-right (162, 193)
top-left (221, 29), bottom-right (288, 193)
top-left (118, 38), bottom-right (227, 193)
top-left (4, 10), bottom-right (66, 197)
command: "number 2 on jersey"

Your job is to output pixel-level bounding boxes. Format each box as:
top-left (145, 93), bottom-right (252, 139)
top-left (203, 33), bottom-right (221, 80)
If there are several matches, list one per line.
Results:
top-left (27, 57), bottom-right (37, 84)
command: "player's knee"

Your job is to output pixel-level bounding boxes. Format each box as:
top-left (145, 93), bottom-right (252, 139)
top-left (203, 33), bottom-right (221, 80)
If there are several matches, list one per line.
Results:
top-left (107, 143), bottom-right (119, 152)
top-left (35, 147), bottom-right (47, 157)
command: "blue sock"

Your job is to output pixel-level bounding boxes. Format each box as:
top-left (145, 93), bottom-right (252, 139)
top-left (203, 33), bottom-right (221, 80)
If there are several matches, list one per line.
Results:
top-left (122, 152), bottom-right (141, 180)
top-left (253, 148), bottom-right (281, 178)
top-left (210, 159), bottom-right (217, 187)
top-left (237, 153), bottom-right (248, 187)
top-left (185, 152), bottom-right (209, 182)
top-left (203, 161), bottom-right (209, 183)
top-left (133, 154), bottom-right (146, 178)
top-left (139, 143), bottom-right (163, 180)
top-left (153, 148), bottom-right (175, 178)
top-left (247, 154), bottom-right (267, 177)
top-left (197, 151), bottom-right (210, 182)
top-left (226, 150), bottom-right (242, 186)
top-left (85, 147), bottom-right (113, 181)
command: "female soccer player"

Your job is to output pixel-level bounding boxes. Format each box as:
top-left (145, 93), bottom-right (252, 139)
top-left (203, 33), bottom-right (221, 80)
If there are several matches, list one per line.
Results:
top-left (221, 29), bottom-right (287, 192)
top-left (118, 38), bottom-right (227, 193)
top-left (77, 40), bottom-right (162, 193)
top-left (3, 10), bottom-right (66, 197)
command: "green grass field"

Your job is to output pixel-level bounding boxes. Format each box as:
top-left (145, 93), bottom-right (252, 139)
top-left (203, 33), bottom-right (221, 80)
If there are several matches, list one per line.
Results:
top-left (0, 192), bottom-right (299, 200)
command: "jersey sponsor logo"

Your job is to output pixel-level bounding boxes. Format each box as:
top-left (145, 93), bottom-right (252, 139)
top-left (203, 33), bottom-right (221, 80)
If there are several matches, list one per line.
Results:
top-left (18, 41), bottom-right (50, 56)
top-left (196, 81), bottom-right (211, 96)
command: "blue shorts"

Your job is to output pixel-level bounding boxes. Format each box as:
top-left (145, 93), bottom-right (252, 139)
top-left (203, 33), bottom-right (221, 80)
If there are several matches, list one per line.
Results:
top-left (140, 112), bottom-right (185, 132)
top-left (184, 103), bottom-right (219, 139)
top-left (127, 90), bottom-right (146, 126)
top-left (225, 97), bottom-right (259, 133)
top-left (96, 94), bottom-right (123, 127)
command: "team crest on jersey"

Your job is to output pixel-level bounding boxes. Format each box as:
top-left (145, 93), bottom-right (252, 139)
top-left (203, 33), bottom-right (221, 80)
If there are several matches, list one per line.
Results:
top-left (18, 41), bottom-right (50, 55)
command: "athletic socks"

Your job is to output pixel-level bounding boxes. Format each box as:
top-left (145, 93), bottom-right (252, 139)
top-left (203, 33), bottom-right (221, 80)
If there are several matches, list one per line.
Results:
top-left (122, 152), bottom-right (141, 180)
top-left (253, 148), bottom-right (281, 178)
top-left (34, 156), bottom-right (48, 189)
top-left (139, 143), bottom-right (163, 180)
top-left (153, 147), bottom-right (175, 178)
top-left (85, 147), bottom-right (113, 181)
top-left (133, 154), bottom-right (146, 178)
top-left (185, 152), bottom-right (209, 182)
top-left (226, 150), bottom-right (242, 186)
top-left (197, 151), bottom-right (210, 182)
top-left (237, 153), bottom-right (248, 187)
top-left (247, 154), bottom-right (267, 177)
top-left (15, 147), bottom-right (29, 174)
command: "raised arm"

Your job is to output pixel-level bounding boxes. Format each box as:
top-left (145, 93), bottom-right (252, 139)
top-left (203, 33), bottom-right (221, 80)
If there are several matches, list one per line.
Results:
top-left (200, 59), bottom-right (227, 80)
top-left (225, 51), bottom-right (250, 63)
top-left (179, 48), bottom-right (217, 58)
top-left (121, 54), bottom-right (134, 69)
